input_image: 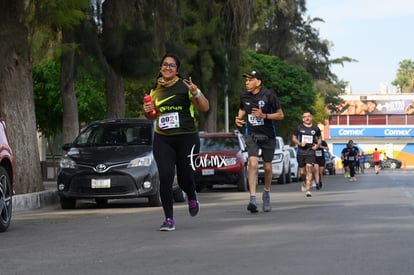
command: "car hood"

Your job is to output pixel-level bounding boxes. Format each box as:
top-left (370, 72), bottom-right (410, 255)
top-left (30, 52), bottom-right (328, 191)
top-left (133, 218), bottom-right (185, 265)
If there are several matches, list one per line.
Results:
top-left (66, 145), bottom-right (152, 165)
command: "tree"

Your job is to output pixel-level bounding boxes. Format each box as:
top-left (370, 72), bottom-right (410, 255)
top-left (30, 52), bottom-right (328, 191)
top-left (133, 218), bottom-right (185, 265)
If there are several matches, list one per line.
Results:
top-left (175, 0), bottom-right (255, 132)
top-left (30, 0), bottom-right (89, 145)
top-left (313, 79), bottom-right (344, 118)
top-left (392, 59), bottom-right (414, 93)
top-left (33, 59), bottom-right (106, 146)
top-left (249, 0), bottom-right (354, 95)
top-left (0, 1), bottom-right (43, 193)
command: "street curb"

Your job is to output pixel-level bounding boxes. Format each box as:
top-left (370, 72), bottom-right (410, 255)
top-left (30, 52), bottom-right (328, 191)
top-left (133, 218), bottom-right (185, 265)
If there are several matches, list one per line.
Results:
top-left (12, 189), bottom-right (59, 211)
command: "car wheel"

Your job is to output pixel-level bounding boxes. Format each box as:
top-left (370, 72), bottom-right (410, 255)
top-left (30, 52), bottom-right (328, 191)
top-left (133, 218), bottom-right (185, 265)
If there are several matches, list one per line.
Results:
top-left (293, 168), bottom-right (299, 182)
top-left (0, 166), bottom-right (12, 232)
top-left (60, 197), bottom-right (76, 209)
top-left (237, 167), bottom-right (248, 192)
top-left (277, 168), bottom-right (286, 184)
top-left (285, 166), bottom-right (292, 184)
top-left (148, 192), bottom-right (161, 207)
top-left (364, 162), bottom-right (371, 169)
top-left (390, 162), bottom-right (397, 169)
top-left (95, 198), bottom-right (108, 207)
top-left (173, 186), bottom-right (187, 202)
top-left (196, 185), bottom-right (204, 193)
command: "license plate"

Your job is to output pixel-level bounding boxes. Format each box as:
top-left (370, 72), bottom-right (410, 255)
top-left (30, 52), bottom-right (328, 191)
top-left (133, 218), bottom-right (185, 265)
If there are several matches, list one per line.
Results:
top-left (202, 169), bottom-right (214, 176)
top-left (91, 178), bottom-right (111, 189)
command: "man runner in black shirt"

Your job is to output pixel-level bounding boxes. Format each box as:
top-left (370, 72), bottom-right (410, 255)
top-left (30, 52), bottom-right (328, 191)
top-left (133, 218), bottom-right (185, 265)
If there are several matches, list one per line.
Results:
top-left (292, 111), bottom-right (322, 197)
top-left (235, 70), bottom-right (284, 213)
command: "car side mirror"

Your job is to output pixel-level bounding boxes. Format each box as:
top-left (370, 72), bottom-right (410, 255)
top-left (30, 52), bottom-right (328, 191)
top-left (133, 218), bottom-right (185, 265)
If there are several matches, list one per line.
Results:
top-left (62, 143), bottom-right (73, 151)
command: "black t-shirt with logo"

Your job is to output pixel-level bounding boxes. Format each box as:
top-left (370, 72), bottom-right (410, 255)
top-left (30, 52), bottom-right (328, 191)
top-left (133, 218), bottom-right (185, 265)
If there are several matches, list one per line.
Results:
top-left (315, 140), bottom-right (328, 159)
top-left (239, 88), bottom-right (281, 138)
top-left (293, 124), bottom-right (321, 157)
top-left (341, 146), bottom-right (359, 162)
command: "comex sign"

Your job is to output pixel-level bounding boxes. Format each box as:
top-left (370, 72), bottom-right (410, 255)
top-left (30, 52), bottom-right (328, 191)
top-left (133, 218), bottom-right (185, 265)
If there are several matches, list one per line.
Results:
top-left (338, 129), bottom-right (365, 136)
top-left (331, 127), bottom-right (414, 137)
top-left (384, 129), bottom-right (412, 136)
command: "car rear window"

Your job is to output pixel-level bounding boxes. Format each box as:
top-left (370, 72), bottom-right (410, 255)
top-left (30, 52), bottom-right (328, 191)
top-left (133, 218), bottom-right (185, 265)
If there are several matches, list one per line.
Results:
top-left (200, 137), bottom-right (239, 152)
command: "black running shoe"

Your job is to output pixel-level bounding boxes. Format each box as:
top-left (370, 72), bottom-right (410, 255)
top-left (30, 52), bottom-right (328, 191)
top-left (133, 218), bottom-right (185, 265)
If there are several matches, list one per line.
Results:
top-left (247, 202), bottom-right (258, 213)
top-left (188, 198), bottom-right (200, 217)
top-left (160, 218), bottom-right (175, 231)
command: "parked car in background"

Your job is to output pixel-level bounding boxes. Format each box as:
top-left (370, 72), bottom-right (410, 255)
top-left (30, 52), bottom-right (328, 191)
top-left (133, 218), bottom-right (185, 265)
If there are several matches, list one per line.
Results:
top-left (194, 131), bottom-right (248, 192)
top-left (364, 154), bottom-right (402, 169)
top-left (0, 120), bottom-right (14, 232)
top-left (57, 118), bottom-right (174, 209)
top-left (258, 136), bottom-right (291, 184)
top-left (324, 151), bottom-right (336, 175)
top-left (285, 146), bottom-right (299, 182)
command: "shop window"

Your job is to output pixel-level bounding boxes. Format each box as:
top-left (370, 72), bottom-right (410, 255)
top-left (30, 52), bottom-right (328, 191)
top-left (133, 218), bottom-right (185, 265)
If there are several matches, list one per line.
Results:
top-left (349, 115), bottom-right (367, 125)
top-left (407, 115), bottom-right (414, 125)
top-left (388, 115), bottom-right (405, 125)
top-left (368, 115), bottom-right (386, 125)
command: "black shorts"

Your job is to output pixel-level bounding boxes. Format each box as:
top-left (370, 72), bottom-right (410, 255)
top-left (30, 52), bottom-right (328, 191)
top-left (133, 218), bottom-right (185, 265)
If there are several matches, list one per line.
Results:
top-left (246, 134), bottom-right (276, 162)
top-left (343, 160), bottom-right (355, 167)
top-left (297, 154), bottom-right (315, 168)
top-left (315, 156), bottom-right (325, 166)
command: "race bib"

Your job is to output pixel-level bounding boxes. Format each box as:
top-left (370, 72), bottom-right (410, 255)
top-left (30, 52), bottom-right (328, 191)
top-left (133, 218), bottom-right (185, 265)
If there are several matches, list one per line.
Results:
top-left (248, 114), bottom-right (264, 126)
top-left (348, 156), bottom-right (355, 161)
top-left (301, 134), bottom-right (313, 144)
top-left (315, 150), bottom-right (322, 157)
top-left (158, 112), bottom-right (180, 129)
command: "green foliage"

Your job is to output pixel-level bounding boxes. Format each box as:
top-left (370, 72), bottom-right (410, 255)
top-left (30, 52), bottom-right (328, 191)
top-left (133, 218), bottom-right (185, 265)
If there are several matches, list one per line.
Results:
top-left (32, 0), bottom-right (346, 138)
top-left (313, 79), bottom-right (343, 115)
top-left (392, 59), bottom-right (414, 93)
top-left (74, 67), bottom-right (106, 123)
top-left (242, 50), bottom-right (316, 140)
top-left (33, 60), bottom-right (62, 138)
top-left (125, 78), bottom-right (155, 118)
top-left (33, 59), bottom-right (106, 138)
top-left (34, 0), bottom-right (89, 28)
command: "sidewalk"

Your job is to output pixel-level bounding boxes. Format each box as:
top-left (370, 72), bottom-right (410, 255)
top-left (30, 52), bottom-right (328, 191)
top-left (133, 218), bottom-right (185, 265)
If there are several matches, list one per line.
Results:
top-left (12, 182), bottom-right (59, 211)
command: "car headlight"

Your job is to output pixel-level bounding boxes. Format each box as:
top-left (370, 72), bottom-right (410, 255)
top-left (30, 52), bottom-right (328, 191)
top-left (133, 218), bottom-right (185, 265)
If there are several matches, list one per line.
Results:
top-left (128, 154), bottom-right (153, 167)
top-left (273, 153), bottom-right (283, 163)
top-left (60, 156), bottom-right (77, 168)
top-left (224, 157), bottom-right (237, 166)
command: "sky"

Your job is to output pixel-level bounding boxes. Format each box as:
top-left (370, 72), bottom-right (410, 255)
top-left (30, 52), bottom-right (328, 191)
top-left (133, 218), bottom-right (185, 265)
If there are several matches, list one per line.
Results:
top-left (306, 0), bottom-right (414, 93)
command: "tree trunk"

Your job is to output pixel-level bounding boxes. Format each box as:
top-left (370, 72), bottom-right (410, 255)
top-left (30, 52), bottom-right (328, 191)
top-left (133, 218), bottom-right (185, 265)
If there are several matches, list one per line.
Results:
top-left (0, 1), bottom-right (43, 193)
top-left (202, 81), bottom-right (218, 132)
top-left (105, 68), bottom-right (125, 118)
top-left (60, 28), bottom-right (79, 145)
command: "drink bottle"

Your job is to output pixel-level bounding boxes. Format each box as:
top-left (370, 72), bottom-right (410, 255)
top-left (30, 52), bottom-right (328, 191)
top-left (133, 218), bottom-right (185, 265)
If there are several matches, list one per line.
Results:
top-left (144, 94), bottom-right (156, 116)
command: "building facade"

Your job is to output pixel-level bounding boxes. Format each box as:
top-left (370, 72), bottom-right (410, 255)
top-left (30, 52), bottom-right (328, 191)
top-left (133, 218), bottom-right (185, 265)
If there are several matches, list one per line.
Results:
top-left (325, 93), bottom-right (414, 167)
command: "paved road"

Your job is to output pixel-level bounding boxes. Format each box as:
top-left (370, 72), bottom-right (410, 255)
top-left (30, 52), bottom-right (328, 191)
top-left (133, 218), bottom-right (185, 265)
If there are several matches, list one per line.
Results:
top-left (2, 169), bottom-right (414, 275)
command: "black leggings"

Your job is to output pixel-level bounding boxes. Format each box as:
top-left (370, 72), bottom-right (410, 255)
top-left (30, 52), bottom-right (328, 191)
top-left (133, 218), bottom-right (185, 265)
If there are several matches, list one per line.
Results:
top-left (153, 132), bottom-right (200, 220)
top-left (348, 162), bottom-right (356, 177)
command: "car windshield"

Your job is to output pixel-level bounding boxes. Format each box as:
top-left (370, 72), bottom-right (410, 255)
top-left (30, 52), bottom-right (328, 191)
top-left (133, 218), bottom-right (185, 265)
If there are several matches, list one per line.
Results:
top-left (74, 123), bottom-right (152, 147)
top-left (200, 137), bottom-right (239, 152)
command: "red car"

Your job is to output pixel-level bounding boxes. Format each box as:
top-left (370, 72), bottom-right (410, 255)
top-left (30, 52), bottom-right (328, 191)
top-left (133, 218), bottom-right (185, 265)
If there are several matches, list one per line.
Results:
top-left (0, 120), bottom-right (14, 232)
top-left (194, 131), bottom-right (248, 192)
